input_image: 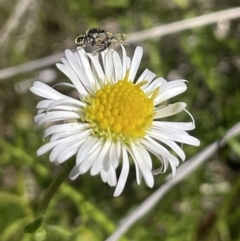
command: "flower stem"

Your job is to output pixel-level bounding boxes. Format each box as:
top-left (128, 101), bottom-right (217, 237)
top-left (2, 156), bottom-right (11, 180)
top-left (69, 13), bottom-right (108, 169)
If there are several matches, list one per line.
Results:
top-left (38, 166), bottom-right (69, 215)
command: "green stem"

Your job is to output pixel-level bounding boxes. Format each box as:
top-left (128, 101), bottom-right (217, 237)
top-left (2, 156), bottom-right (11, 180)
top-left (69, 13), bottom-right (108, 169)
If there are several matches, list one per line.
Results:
top-left (38, 166), bottom-right (69, 215)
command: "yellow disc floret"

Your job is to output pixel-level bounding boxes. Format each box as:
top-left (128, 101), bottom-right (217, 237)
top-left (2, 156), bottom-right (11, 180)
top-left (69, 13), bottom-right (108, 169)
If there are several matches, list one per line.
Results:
top-left (85, 80), bottom-right (156, 141)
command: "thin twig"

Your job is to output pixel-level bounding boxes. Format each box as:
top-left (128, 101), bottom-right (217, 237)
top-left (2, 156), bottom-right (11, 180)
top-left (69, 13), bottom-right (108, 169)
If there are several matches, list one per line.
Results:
top-left (128, 7), bottom-right (240, 42)
top-left (0, 0), bottom-right (33, 47)
top-left (105, 122), bottom-right (240, 241)
top-left (1, 7), bottom-right (240, 80)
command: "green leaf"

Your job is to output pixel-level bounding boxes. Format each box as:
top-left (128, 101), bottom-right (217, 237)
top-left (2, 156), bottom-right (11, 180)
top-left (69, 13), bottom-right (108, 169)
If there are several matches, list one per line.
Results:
top-left (24, 217), bottom-right (43, 233)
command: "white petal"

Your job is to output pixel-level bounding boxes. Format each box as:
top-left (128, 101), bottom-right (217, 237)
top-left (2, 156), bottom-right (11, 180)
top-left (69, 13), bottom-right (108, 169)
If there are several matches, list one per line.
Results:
top-left (139, 69), bottom-right (156, 85)
top-left (37, 139), bottom-right (63, 156)
top-left (152, 121), bottom-right (195, 131)
top-left (79, 144), bottom-right (102, 174)
top-left (77, 49), bottom-right (96, 86)
top-left (101, 49), bottom-right (113, 80)
top-left (108, 142), bottom-right (120, 169)
top-left (120, 45), bottom-right (127, 79)
top-left (34, 111), bottom-right (81, 125)
top-left (137, 144), bottom-right (153, 169)
top-left (76, 137), bottom-right (100, 165)
top-left (64, 49), bottom-right (90, 95)
top-left (106, 165), bottom-right (117, 187)
top-left (136, 69), bottom-right (151, 84)
top-left (154, 80), bottom-right (187, 104)
top-left (128, 46), bottom-right (143, 81)
top-left (90, 140), bottom-right (111, 175)
top-left (57, 140), bottom-right (84, 163)
top-left (112, 51), bottom-right (122, 82)
top-left (56, 63), bottom-right (87, 96)
top-left (50, 129), bottom-right (91, 141)
top-left (129, 143), bottom-right (154, 188)
top-left (36, 100), bottom-right (54, 109)
top-left (143, 77), bottom-right (167, 93)
top-left (100, 169), bottom-right (108, 183)
top-left (141, 136), bottom-right (179, 165)
top-left (154, 102), bottom-right (187, 119)
top-left (86, 53), bottom-right (105, 84)
top-left (147, 128), bottom-right (200, 146)
top-left (43, 123), bottom-right (88, 139)
top-left (49, 134), bottom-right (84, 163)
top-left (126, 57), bottom-right (131, 69)
top-left (113, 146), bottom-right (129, 197)
top-left (30, 81), bottom-right (65, 100)
top-left (46, 98), bottom-right (85, 111)
top-left (69, 165), bottom-right (81, 180)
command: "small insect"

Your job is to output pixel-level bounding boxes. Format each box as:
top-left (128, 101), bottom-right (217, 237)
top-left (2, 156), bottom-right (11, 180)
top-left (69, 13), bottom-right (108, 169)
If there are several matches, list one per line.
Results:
top-left (75, 28), bottom-right (128, 53)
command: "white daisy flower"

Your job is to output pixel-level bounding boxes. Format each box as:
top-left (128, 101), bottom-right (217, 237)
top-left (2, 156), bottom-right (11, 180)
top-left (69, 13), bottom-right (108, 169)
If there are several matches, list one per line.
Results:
top-left (31, 46), bottom-right (200, 197)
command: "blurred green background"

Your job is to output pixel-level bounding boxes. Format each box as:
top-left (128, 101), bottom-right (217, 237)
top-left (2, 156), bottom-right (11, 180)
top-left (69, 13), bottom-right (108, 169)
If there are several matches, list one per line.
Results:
top-left (1, 0), bottom-right (240, 240)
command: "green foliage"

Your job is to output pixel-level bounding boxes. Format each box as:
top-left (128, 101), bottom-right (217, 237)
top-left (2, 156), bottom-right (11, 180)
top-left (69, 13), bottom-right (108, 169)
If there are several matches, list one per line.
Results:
top-left (1, 0), bottom-right (240, 240)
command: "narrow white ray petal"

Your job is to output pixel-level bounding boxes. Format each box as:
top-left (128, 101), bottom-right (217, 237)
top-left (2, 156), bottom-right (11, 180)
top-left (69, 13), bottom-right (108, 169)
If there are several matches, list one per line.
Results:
top-left (128, 46), bottom-right (143, 81)
top-left (50, 129), bottom-right (90, 141)
top-left (43, 123), bottom-right (88, 138)
top-left (144, 77), bottom-right (167, 93)
top-left (43, 105), bottom-right (81, 113)
top-left (126, 57), bottom-right (131, 69)
top-left (160, 79), bottom-right (187, 90)
top-left (61, 57), bottom-right (71, 67)
top-left (37, 139), bottom-right (63, 156)
top-left (154, 102), bottom-right (187, 119)
top-left (79, 144), bottom-right (102, 174)
top-left (112, 142), bottom-right (120, 168)
top-left (153, 155), bottom-right (177, 177)
top-left (147, 128), bottom-right (200, 146)
top-left (112, 51), bottom-right (122, 83)
top-left (53, 82), bottom-right (76, 89)
top-left (167, 156), bottom-right (177, 177)
top-left (77, 49), bottom-right (96, 86)
top-left (64, 50), bottom-right (85, 78)
top-left (74, 50), bottom-right (96, 91)
top-left (90, 140), bottom-right (111, 175)
top-left (76, 137), bottom-right (100, 165)
top-left (158, 81), bottom-right (187, 95)
top-left (141, 70), bottom-right (156, 85)
top-left (136, 69), bottom-right (150, 84)
top-left (69, 164), bottom-right (81, 180)
top-left (86, 53), bottom-right (105, 82)
top-left (30, 81), bottom-right (65, 100)
top-left (46, 98), bottom-right (85, 112)
top-left (57, 140), bottom-right (85, 164)
top-left (152, 121), bottom-right (195, 131)
top-left (125, 145), bottom-right (141, 185)
top-left (37, 99), bottom-right (82, 112)
top-left (141, 136), bottom-right (179, 164)
top-left (113, 146), bottom-right (129, 197)
top-left (137, 144), bottom-right (153, 169)
top-left (121, 45), bottom-right (127, 79)
top-left (161, 139), bottom-right (185, 161)
top-left (150, 124), bottom-right (190, 137)
top-left (129, 143), bottom-right (154, 187)
top-left (154, 85), bottom-right (187, 104)
top-left (36, 100), bottom-right (54, 109)
top-left (152, 156), bottom-right (169, 175)
top-left (100, 169), bottom-right (108, 183)
top-left (49, 134), bottom-right (84, 163)
top-left (106, 165), bottom-right (117, 187)
top-left (65, 49), bottom-right (86, 79)
top-left (103, 49), bottom-right (114, 80)
top-left (34, 111), bottom-right (81, 125)
top-left (56, 63), bottom-right (86, 96)
top-left (73, 52), bottom-right (83, 68)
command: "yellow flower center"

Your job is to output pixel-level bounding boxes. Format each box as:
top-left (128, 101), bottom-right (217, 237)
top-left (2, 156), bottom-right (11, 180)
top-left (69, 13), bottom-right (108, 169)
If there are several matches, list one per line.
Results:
top-left (85, 79), bottom-right (157, 141)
